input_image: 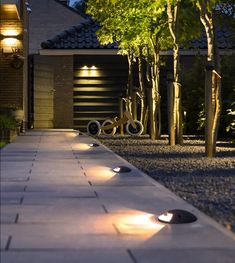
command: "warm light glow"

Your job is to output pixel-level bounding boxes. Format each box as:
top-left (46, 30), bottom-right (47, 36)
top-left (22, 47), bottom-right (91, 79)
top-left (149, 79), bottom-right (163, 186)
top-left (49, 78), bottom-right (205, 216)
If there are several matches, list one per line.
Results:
top-left (86, 166), bottom-right (115, 180)
top-left (1, 29), bottom-right (19, 36)
top-left (158, 212), bottom-right (173, 223)
top-left (78, 66), bottom-right (100, 77)
top-left (2, 37), bottom-right (18, 47)
top-left (116, 212), bottom-right (165, 235)
top-left (66, 132), bottom-right (79, 138)
top-left (1, 4), bottom-right (19, 20)
top-left (72, 143), bottom-right (91, 151)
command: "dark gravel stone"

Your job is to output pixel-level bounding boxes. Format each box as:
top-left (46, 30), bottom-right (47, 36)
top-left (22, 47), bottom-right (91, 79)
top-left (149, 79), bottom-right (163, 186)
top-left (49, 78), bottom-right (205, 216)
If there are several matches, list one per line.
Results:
top-left (99, 135), bottom-right (235, 233)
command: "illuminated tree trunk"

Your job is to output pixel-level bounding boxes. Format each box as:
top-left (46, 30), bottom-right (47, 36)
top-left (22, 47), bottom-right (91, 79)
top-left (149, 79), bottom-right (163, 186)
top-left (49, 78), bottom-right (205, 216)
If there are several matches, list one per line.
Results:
top-left (198, 0), bottom-right (222, 157)
top-left (167, 1), bottom-right (183, 145)
top-left (138, 46), bottom-right (146, 126)
top-left (147, 38), bottom-right (161, 140)
top-left (127, 52), bottom-right (137, 120)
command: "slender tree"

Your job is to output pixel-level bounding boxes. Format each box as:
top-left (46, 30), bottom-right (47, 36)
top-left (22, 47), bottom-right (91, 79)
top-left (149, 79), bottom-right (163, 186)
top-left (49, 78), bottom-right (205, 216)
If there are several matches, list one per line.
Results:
top-left (193, 0), bottom-right (222, 157)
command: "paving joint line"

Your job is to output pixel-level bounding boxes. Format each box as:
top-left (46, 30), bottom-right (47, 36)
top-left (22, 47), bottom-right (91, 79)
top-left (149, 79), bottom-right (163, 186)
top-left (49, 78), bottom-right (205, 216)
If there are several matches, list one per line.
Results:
top-left (102, 204), bottom-right (108, 214)
top-left (127, 249), bottom-right (138, 263)
top-left (20, 196), bottom-right (24, 205)
top-left (112, 224), bottom-right (121, 235)
top-left (14, 213), bottom-right (19, 224)
top-left (5, 236), bottom-right (12, 251)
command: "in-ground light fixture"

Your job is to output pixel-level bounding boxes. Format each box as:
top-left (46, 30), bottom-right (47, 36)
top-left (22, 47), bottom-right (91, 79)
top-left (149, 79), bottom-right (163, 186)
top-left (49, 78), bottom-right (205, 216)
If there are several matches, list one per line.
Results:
top-left (112, 166), bottom-right (131, 173)
top-left (89, 143), bottom-right (100, 147)
top-left (157, 209), bottom-right (197, 224)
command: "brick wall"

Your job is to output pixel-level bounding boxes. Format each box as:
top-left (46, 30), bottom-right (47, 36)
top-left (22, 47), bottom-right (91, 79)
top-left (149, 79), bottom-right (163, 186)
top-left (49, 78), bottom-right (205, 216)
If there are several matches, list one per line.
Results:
top-left (0, 53), bottom-right (23, 109)
top-left (0, 16), bottom-right (24, 109)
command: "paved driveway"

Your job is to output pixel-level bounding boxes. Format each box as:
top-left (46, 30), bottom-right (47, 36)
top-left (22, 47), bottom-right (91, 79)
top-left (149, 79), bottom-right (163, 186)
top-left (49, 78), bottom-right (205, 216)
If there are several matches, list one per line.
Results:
top-left (1, 130), bottom-right (235, 263)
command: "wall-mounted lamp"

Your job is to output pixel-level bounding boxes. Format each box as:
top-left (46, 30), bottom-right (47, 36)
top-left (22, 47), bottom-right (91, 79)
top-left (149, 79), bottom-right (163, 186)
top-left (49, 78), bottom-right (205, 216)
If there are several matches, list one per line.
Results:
top-left (1, 35), bottom-right (21, 54)
top-left (81, 65), bottom-right (97, 70)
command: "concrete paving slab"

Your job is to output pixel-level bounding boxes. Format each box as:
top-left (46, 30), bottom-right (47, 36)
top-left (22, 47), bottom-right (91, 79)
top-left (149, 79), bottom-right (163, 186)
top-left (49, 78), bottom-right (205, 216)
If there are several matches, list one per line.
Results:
top-left (26, 180), bottom-right (89, 188)
top-left (129, 248), bottom-right (235, 263)
top-left (1, 130), bottom-right (235, 263)
top-left (0, 211), bottom-right (17, 224)
top-left (1, 200), bottom-right (105, 214)
top-left (0, 233), bottom-right (10, 250)
top-left (0, 176), bottom-right (30, 182)
top-left (1, 250), bottom-right (133, 263)
top-left (1, 184), bottom-right (26, 192)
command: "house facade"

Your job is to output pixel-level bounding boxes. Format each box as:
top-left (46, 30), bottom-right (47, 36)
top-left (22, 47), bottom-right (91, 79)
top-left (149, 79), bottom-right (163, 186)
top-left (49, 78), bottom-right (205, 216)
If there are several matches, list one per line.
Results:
top-left (0, 0), bottom-right (29, 129)
top-left (32, 19), bottom-right (129, 130)
top-left (28, 2), bottom-right (235, 131)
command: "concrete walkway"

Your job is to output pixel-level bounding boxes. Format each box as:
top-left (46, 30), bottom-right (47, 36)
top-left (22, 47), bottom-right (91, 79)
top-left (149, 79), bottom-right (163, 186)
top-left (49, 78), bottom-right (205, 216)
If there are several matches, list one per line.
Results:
top-left (1, 130), bottom-right (235, 263)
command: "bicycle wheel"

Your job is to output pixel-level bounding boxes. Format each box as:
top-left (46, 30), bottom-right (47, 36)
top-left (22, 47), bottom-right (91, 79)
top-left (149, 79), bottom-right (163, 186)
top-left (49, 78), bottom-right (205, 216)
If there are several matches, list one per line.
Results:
top-left (87, 120), bottom-right (101, 136)
top-left (101, 119), bottom-right (116, 136)
top-left (126, 120), bottom-right (143, 136)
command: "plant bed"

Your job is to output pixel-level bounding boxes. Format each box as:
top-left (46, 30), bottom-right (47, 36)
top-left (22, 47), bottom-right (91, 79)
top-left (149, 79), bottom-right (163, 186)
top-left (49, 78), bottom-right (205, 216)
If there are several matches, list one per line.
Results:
top-left (98, 135), bottom-right (235, 232)
top-left (0, 115), bottom-right (20, 143)
top-left (0, 129), bottom-right (18, 143)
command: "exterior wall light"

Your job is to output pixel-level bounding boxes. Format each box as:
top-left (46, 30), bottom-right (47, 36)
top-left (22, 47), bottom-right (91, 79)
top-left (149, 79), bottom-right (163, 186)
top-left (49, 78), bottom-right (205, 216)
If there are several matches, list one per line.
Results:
top-left (89, 143), bottom-right (99, 147)
top-left (1, 36), bottom-right (20, 53)
top-left (158, 209), bottom-right (197, 224)
top-left (113, 166), bottom-right (131, 173)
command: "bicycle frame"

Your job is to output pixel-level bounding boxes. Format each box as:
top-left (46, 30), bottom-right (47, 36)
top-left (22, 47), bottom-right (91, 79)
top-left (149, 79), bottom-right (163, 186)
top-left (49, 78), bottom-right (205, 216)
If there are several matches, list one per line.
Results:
top-left (101, 111), bottom-right (136, 131)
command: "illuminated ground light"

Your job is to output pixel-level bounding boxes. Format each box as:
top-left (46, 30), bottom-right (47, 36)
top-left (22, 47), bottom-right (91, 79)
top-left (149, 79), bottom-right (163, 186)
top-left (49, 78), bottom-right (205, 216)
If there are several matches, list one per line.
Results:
top-left (89, 143), bottom-right (100, 147)
top-left (112, 166), bottom-right (131, 173)
top-left (157, 209), bottom-right (197, 224)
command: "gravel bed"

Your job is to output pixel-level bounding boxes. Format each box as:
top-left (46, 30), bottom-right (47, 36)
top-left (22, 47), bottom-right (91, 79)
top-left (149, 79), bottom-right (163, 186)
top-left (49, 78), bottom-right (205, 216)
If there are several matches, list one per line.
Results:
top-left (98, 135), bottom-right (235, 232)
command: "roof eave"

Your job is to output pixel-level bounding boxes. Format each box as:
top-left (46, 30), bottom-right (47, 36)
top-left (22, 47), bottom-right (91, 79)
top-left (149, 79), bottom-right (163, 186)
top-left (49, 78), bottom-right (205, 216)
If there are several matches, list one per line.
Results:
top-left (39, 48), bottom-right (235, 56)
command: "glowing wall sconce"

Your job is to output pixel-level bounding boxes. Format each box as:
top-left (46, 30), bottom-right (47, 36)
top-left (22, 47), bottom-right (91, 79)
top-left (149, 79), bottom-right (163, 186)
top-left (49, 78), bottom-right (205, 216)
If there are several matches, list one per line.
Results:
top-left (1, 36), bottom-right (20, 53)
top-left (112, 166), bottom-right (132, 173)
top-left (158, 209), bottom-right (197, 224)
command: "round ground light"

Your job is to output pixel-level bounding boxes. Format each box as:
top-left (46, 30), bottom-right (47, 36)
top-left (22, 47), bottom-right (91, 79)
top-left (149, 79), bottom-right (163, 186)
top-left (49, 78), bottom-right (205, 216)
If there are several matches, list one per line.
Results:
top-left (157, 209), bottom-right (197, 224)
top-left (89, 143), bottom-right (100, 147)
top-left (112, 166), bottom-right (132, 173)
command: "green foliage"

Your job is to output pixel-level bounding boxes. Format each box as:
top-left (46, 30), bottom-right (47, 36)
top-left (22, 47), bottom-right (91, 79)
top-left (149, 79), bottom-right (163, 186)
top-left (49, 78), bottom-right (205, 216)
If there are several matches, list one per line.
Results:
top-left (0, 141), bottom-right (7, 148)
top-left (0, 115), bottom-right (19, 130)
top-left (226, 101), bottom-right (235, 134)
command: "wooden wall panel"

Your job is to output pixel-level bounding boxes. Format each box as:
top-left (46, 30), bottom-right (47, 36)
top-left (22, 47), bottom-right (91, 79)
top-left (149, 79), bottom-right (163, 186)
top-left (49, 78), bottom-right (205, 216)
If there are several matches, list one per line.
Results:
top-left (73, 55), bottom-right (128, 131)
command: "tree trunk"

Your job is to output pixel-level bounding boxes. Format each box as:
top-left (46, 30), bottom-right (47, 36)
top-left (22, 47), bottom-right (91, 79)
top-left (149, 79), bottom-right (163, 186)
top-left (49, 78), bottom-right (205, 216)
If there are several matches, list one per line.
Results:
top-left (198, 0), bottom-right (222, 157)
top-left (127, 52), bottom-right (137, 119)
top-left (146, 50), bottom-right (155, 140)
top-left (119, 97), bottom-right (124, 136)
top-left (138, 46), bottom-right (146, 125)
top-left (167, 73), bottom-right (175, 145)
top-left (149, 37), bottom-right (161, 139)
top-left (167, 1), bottom-right (183, 145)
